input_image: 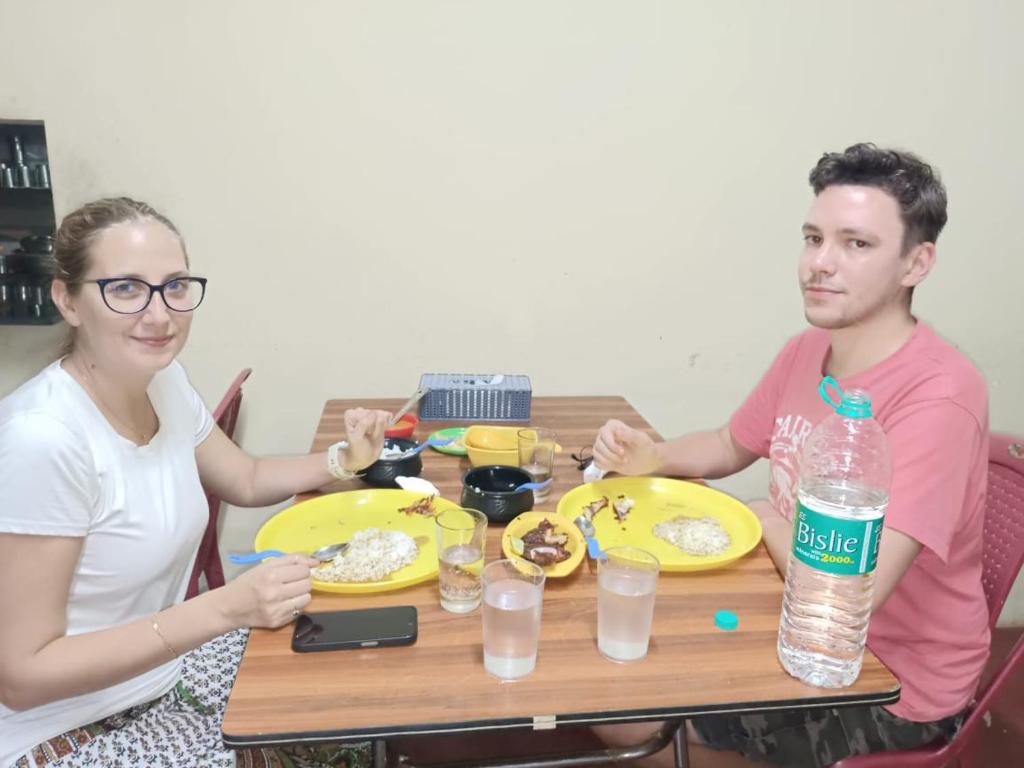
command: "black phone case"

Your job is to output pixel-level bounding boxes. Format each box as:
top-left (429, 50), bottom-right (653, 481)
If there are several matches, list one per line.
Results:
top-left (291, 607), bottom-right (418, 652)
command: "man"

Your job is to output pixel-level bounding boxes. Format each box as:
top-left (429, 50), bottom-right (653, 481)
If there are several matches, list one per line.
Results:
top-left (593, 144), bottom-right (989, 767)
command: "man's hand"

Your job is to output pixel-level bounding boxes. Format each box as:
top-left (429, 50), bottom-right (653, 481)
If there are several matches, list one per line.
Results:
top-left (747, 498), bottom-right (793, 575)
top-left (592, 419), bottom-right (660, 475)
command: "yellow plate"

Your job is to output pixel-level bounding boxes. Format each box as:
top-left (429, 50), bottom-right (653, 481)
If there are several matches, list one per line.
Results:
top-left (254, 490), bottom-right (460, 594)
top-left (555, 477), bottom-right (762, 572)
top-left (500, 511), bottom-right (585, 578)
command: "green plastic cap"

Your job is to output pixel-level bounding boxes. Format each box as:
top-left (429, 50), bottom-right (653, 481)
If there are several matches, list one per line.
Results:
top-left (819, 376), bottom-right (873, 419)
top-left (714, 609), bottom-right (738, 631)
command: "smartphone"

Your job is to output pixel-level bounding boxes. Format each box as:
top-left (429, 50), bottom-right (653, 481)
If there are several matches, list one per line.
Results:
top-left (291, 606), bottom-right (418, 652)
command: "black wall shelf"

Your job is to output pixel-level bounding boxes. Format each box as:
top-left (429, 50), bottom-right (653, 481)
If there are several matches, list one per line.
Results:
top-left (1, 118), bottom-right (59, 325)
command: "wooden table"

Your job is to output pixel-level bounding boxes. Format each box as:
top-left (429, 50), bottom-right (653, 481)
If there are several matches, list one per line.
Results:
top-left (222, 396), bottom-right (899, 758)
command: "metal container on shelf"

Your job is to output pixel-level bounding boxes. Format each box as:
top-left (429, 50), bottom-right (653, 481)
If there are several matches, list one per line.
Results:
top-left (0, 237), bottom-right (58, 322)
top-left (0, 280), bottom-right (12, 319)
top-left (0, 246), bottom-right (14, 319)
top-left (11, 135), bottom-right (24, 165)
top-left (8, 135), bottom-right (31, 188)
top-left (20, 234), bottom-right (55, 259)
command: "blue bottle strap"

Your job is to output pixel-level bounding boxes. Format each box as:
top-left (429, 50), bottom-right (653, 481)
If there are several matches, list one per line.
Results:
top-left (819, 375), bottom-right (843, 411)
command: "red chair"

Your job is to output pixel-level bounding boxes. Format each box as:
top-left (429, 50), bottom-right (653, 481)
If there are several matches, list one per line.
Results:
top-left (833, 432), bottom-right (1024, 768)
top-left (185, 368), bottom-right (253, 600)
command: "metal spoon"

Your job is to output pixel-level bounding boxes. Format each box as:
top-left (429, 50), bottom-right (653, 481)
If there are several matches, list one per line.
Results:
top-left (228, 534), bottom-right (431, 566)
top-left (573, 514), bottom-right (603, 559)
top-left (228, 542), bottom-right (349, 565)
top-left (388, 388), bottom-right (428, 427)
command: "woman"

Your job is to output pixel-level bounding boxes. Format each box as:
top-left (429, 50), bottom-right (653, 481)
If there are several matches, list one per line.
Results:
top-left (0, 198), bottom-right (389, 767)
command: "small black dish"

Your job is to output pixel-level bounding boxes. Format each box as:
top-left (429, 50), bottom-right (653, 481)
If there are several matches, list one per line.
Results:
top-left (360, 438), bottom-right (423, 488)
top-left (461, 465), bottom-right (534, 523)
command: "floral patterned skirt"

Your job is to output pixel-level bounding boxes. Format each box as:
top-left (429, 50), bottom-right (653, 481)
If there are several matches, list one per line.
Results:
top-left (13, 630), bottom-right (373, 768)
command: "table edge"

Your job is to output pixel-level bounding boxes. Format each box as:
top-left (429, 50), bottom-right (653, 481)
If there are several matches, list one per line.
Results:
top-left (222, 685), bottom-right (901, 747)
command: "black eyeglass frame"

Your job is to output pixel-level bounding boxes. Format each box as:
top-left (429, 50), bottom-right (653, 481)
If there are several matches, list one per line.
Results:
top-left (82, 277), bottom-right (208, 315)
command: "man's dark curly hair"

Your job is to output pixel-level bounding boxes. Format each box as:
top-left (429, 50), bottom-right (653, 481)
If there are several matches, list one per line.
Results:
top-left (809, 143), bottom-right (948, 252)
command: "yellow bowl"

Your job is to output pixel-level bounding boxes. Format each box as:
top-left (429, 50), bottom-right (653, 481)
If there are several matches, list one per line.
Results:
top-left (464, 425), bottom-right (563, 468)
top-left (464, 425), bottom-right (521, 467)
top-left (500, 511), bottom-right (585, 578)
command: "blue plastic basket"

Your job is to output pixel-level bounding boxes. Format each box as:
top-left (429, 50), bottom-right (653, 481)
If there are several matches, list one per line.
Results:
top-left (418, 374), bottom-right (532, 422)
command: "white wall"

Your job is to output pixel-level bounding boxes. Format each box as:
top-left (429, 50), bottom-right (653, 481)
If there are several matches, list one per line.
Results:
top-left (2, 0), bottom-right (1022, 620)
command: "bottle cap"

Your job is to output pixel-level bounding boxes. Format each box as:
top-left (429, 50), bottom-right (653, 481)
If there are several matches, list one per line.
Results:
top-left (714, 609), bottom-right (738, 631)
top-left (819, 376), bottom-right (872, 419)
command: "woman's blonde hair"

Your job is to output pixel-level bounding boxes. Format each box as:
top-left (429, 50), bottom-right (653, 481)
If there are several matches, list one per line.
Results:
top-left (52, 197), bottom-right (188, 357)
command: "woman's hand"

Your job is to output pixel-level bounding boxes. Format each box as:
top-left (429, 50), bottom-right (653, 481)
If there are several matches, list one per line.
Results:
top-left (217, 554), bottom-right (318, 629)
top-left (341, 408), bottom-right (391, 471)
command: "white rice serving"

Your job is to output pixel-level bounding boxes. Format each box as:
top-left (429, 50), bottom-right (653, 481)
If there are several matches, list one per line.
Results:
top-left (653, 515), bottom-right (731, 557)
top-left (313, 527), bottom-right (418, 582)
top-left (380, 443), bottom-right (409, 459)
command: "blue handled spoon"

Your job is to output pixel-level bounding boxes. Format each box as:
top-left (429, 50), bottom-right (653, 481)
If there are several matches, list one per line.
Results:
top-left (406, 436), bottom-right (455, 456)
top-left (573, 514), bottom-right (604, 559)
top-left (229, 541), bottom-right (349, 565)
top-left (382, 437), bottom-right (455, 460)
top-left (229, 534), bottom-right (430, 565)
top-left (513, 478), bottom-right (554, 493)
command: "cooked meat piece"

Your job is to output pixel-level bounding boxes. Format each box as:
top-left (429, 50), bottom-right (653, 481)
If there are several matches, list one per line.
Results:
top-left (520, 519), bottom-right (572, 566)
top-left (525, 545), bottom-right (568, 566)
top-left (398, 496), bottom-right (436, 516)
top-left (613, 494), bottom-right (635, 524)
top-left (522, 519), bottom-right (568, 548)
top-left (582, 496), bottom-right (609, 521)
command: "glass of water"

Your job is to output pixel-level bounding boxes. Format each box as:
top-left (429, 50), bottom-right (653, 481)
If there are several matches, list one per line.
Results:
top-left (597, 547), bottom-right (660, 662)
top-left (517, 428), bottom-right (557, 503)
top-left (435, 507), bottom-right (488, 613)
top-left (481, 559), bottom-right (545, 680)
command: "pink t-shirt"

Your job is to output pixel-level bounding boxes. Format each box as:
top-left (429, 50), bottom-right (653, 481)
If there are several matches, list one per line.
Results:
top-left (730, 322), bottom-right (989, 723)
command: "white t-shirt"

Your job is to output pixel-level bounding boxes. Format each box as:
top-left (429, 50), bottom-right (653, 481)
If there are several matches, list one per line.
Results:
top-left (0, 359), bottom-right (213, 765)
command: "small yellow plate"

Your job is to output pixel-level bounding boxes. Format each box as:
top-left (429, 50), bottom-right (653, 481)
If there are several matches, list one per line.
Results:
top-left (500, 511), bottom-right (585, 578)
top-left (556, 477), bottom-right (762, 572)
top-left (254, 490), bottom-right (460, 594)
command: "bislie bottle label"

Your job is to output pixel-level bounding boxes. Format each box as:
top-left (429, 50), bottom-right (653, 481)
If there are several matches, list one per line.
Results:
top-left (791, 501), bottom-right (884, 576)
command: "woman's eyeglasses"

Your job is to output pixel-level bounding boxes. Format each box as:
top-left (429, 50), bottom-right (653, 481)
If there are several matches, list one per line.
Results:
top-left (83, 277), bottom-right (208, 314)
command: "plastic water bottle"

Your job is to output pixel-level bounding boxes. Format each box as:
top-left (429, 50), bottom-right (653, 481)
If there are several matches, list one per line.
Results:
top-left (777, 376), bottom-right (892, 688)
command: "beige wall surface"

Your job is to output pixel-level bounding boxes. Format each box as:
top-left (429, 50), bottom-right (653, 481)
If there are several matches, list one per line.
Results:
top-left (2, 1), bottom-right (1022, 620)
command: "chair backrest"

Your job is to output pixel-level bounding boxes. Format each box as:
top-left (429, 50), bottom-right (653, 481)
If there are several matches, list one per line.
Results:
top-left (981, 432), bottom-right (1024, 629)
top-left (185, 368), bottom-right (253, 599)
top-left (832, 431), bottom-right (1024, 768)
top-left (213, 368), bottom-right (252, 441)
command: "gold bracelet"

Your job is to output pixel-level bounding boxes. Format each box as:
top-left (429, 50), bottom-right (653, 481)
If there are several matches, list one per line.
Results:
top-left (151, 617), bottom-right (180, 659)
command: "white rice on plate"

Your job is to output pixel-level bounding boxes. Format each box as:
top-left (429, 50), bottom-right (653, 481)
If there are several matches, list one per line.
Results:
top-left (313, 527), bottom-right (418, 582)
top-left (653, 515), bottom-right (731, 557)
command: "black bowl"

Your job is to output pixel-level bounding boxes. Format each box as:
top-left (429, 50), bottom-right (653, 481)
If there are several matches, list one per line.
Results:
top-left (359, 438), bottom-right (423, 488)
top-left (461, 465), bottom-right (534, 523)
